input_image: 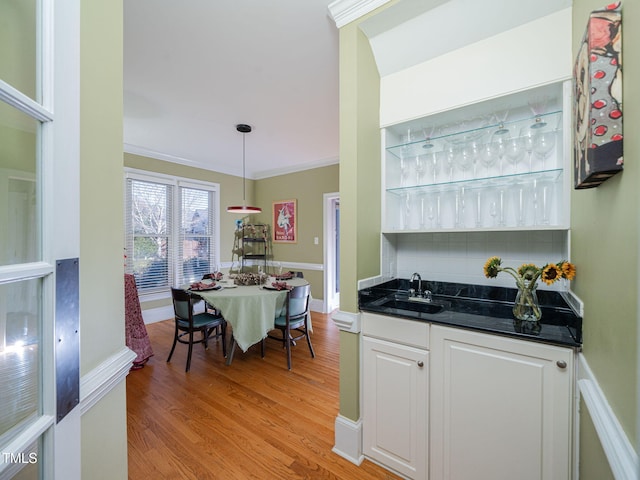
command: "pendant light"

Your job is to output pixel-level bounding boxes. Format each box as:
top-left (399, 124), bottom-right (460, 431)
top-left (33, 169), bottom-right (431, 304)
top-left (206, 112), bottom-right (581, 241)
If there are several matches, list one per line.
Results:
top-left (226, 124), bottom-right (262, 214)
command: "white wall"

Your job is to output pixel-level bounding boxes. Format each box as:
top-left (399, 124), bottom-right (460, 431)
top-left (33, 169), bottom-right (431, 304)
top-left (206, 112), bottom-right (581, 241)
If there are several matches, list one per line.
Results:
top-left (379, 8), bottom-right (573, 127)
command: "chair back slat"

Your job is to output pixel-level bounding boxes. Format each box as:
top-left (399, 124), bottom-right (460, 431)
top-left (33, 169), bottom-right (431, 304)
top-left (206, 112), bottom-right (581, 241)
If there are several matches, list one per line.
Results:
top-left (286, 284), bottom-right (310, 319)
top-left (171, 288), bottom-right (193, 321)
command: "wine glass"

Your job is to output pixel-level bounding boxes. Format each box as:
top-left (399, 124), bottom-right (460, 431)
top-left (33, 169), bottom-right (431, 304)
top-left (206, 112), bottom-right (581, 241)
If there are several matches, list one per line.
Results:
top-left (459, 139), bottom-right (480, 179)
top-left (426, 200), bottom-right (436, 228)
top-left (533, 127), bottom-right (556, 169)
top-left (415, 156), bottom-right (426, 184)
top-left (443, 143), bottom-right (458, 182)
top-left (400, 156), bottom-right (411, 186)
top-left (504, 135), bottom-right (525, 174)
top-left (454, 187), bottom-right (466, 228)
top-left (490, 127), bottom-right (510, 175)
top-left (519, 126), bottom-right (536, 171)
top-left (528, 95), bottom-right (551, 129)
top-left (479, 141), bottom-right (496, 177)
top-left (474, 190), bottom-right (483, 227)
top-left (489, 200), bottom-right (498, 227)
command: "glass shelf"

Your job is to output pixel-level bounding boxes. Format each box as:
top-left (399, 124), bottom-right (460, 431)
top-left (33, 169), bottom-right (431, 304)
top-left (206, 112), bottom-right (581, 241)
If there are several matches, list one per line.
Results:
top-left (386, 169), bottom-right (563, 197)
top-left (386, 110), bottom-right (562, 161)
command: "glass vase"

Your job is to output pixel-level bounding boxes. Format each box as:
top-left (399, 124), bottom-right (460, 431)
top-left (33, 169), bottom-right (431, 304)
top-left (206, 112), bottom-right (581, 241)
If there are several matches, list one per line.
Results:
top-left (512, 281), bottom-right (542, 322)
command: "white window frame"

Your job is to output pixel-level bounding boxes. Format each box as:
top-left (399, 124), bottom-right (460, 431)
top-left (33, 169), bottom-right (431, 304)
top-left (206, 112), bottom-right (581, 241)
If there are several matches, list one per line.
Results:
top-left (124, 168), bottom-right (221, 300)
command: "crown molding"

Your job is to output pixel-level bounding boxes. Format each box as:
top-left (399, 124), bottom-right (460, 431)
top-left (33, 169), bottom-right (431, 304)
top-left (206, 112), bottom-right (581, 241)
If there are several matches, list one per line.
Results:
top-left (253, 156), bottom-right (339, 180)
top-left (327, 0), bottom-right (392, 28)
top-left (124, 143), bottom-right (338, 180)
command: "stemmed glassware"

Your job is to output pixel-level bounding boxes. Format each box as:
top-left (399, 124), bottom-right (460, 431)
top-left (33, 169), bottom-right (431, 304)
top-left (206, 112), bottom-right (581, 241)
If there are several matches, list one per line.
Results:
top-left (528, 96), bottom-right (550, 129)
top-left (532, 126), bottom-right (556, 169)
top-left (415, 156), bottom-right (426, 184)
top-left (443, 143), bottom-right (458, 182)
top-left (479, 139), bottom-right (496, 177)
top-left (459, 138), bottom-right (480, 179)
top-left (519, 126), bottom-right (536, 171)
top-left (504, 133), bottom-right (525, 174)
top-left (400, 155), bottom-right (411, 186)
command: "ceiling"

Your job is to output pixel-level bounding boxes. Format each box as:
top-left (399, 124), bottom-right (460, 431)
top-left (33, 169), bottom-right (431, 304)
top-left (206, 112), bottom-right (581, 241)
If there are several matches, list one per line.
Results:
top-left (123, 0), bottom-right (340, 180)
top-left (123, 0), bottom-right (572, 180)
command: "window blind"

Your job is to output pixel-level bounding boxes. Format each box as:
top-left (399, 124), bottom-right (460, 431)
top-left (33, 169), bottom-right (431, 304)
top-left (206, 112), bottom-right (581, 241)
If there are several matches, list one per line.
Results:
top-left (124, 172), bottom-right (220, 294)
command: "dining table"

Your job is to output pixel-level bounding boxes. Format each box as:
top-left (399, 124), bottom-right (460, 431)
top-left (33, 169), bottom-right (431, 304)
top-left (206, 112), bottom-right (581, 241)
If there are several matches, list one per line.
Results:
top-left (190, 276), bottom-right (310, 365)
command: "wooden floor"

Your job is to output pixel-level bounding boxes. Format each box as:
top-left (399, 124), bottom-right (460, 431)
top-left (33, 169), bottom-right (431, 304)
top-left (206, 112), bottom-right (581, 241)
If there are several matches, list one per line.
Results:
top-left (126, 312), bottom-right (401, 480)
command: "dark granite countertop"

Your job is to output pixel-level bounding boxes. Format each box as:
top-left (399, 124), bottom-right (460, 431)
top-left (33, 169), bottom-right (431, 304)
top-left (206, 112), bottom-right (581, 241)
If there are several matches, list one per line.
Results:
top-left (359, 279), bottom-right (582, 348)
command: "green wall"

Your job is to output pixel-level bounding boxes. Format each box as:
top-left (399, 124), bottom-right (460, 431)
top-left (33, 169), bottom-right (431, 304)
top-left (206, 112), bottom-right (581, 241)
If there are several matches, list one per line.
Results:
top-left (255, 164), bottom-right (339, 301)
top-left (336, 4), bottom-right (393, 421)
top-left (79, 0), bottom-right (128, 478)
top-left (571, 0), bottom-right (639, 465)
top-left (125, 154), bottom-right (338, 308)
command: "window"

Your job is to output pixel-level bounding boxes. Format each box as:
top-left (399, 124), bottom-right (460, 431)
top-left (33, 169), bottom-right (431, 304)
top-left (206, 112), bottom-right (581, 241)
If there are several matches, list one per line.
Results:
top-left (125, 170), bottom-right (220, 294)
top-left (0, 0), bottom-right (58, 477)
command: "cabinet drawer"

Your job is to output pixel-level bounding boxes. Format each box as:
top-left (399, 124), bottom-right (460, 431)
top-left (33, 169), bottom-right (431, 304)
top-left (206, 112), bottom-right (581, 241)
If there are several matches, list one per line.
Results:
top-left (362, 312), bottom-right (429, 349)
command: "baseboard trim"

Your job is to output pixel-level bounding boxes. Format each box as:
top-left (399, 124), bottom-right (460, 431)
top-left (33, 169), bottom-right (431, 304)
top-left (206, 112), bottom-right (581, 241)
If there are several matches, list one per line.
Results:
top-left (80, 347), bottom-right (137, 414)
top-left (578, 353), bottom-right (639, 479)
top-left (332, 414), bottom-right (363, 465)
top-left (142, 305), bottom-right (173, 324)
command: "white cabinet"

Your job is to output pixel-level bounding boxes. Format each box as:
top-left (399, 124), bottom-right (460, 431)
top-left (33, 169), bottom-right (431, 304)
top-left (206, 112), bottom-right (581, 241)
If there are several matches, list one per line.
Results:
top-left (382, 81), bottom-right (572, 232)
top-left (429, 325), bottom-right (574, 480)
top-left (361, 316), bottom-right (575, 480)
top-left (362, 313), bottom-right (429, 480)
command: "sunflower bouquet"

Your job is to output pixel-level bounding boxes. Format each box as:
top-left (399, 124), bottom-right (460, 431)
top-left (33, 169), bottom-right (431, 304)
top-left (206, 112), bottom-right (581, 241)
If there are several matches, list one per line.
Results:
top-left (483, 256), bottom-right (576, 322)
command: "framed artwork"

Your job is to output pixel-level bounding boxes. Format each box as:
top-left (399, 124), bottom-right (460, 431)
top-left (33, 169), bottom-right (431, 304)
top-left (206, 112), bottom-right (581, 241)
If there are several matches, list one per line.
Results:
top-left (272, 199), bottom-right (297, 243)
top-left (573, 2), bottom-right (623, 189)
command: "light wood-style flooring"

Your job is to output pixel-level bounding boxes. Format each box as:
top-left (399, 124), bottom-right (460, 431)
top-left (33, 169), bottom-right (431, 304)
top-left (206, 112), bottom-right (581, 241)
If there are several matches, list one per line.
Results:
top-left (126, 312), bottom-right (401, 479)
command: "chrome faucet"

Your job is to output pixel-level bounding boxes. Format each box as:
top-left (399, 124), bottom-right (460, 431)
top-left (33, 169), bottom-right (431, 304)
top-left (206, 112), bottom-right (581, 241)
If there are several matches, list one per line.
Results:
top-left (409, 272), bottom-right (433, 303)
top-left (410, 272), bottom-right (422, 297)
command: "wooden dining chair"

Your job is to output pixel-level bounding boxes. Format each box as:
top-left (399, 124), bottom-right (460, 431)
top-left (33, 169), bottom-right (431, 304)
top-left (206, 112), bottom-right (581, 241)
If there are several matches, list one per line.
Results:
top-left (168, 288), bottom-right (227, 372)
top-left (262, 284), bottom-right (315, 370)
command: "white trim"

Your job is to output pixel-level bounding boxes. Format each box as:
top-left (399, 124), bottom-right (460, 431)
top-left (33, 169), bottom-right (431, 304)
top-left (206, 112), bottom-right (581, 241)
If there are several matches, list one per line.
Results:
top-left (79, 347), bottom-right (137, 415)
top-left (0, 262), bottom-right (54, 284)
top-left (323, 192), bottom-right (340, 313)
top-left (267, 261), bottom-right (323, 271)
top-left (142, 305), bottom-right (174, 325)
top-left (328, 0), bottom-right (392, 28)
top-left (125, 143), bottom-right (339, 180)
top-left (331, 309), bottom-right (361, 333)
top-left (0, 79), bottom-right (53, 123)
top-left (252, 157), bottom-right (339, 180)
top-left (332, 415), bottom-right (364, 465)
top-left (578, 354), bottom-right (639, 480)
top-left (309, 298), bottom-right (324, 314)
top-left (357, 274), bottom-right (385, 291)
top-left (562, 289), bottom-right (584, 318)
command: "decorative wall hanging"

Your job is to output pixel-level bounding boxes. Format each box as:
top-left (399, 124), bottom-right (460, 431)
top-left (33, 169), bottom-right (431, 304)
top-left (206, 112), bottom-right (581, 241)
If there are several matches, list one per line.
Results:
top-left (272, 199), bottom-right (297, 243)
top-left (573, 2), bottom-right (623, 189)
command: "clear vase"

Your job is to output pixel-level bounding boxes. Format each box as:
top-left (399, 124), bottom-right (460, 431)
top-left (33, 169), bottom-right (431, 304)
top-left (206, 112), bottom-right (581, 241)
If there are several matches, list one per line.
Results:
top-left (512, 281), bottom-right (542, 322)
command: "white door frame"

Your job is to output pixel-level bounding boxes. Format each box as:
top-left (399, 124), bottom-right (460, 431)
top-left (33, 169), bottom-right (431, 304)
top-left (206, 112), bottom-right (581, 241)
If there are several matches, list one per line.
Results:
top-left (323, 192), bottom-right (340, 313)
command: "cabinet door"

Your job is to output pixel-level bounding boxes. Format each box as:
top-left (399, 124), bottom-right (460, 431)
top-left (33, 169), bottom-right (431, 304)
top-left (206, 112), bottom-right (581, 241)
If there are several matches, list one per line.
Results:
top-left (363, 336), bottom-right (428, 480)
top-left (430, 326), bottom-right (573, 480)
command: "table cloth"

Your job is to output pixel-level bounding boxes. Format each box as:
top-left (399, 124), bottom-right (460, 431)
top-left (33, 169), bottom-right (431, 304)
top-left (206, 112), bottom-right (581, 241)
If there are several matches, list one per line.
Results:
top-left (124, 274), bottom-right (154, 369)
top-left (193, 277), bottom-right (309, 360)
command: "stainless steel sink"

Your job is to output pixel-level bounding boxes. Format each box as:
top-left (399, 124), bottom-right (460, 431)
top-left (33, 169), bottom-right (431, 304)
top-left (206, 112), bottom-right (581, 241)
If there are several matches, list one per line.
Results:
top-left (375, 297), bottom-right (446, 314)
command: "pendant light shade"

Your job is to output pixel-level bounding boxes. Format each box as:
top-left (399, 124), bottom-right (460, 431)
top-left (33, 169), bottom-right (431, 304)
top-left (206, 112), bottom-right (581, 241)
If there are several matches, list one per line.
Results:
top-left (227, 124), bottom-right (262, 214)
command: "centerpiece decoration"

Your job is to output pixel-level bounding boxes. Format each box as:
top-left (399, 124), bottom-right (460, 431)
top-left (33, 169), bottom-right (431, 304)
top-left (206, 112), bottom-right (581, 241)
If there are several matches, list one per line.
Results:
top-left (483, 257), bottom-right (576, 322)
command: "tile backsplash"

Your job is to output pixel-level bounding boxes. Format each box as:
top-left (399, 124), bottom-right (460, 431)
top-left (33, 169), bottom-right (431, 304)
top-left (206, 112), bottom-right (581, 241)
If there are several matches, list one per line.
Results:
top-left (382, 231), bottom-right (569, 291)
